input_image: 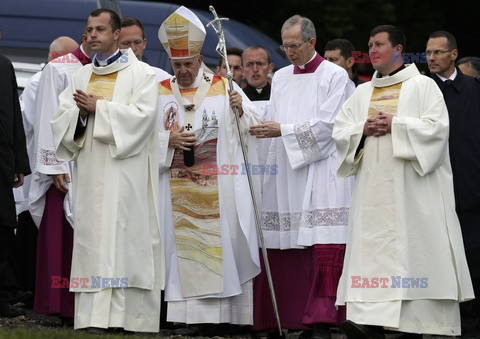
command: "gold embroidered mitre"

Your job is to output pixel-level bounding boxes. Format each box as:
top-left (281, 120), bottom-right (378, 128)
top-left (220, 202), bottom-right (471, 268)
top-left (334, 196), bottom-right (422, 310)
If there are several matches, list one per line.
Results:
top-left (158, 6), bottom-right (206, 59)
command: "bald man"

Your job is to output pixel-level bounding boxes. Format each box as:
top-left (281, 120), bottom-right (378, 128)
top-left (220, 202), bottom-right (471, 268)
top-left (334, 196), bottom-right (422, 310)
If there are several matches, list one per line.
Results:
top-left (48, 36), bottom-right (79, 62)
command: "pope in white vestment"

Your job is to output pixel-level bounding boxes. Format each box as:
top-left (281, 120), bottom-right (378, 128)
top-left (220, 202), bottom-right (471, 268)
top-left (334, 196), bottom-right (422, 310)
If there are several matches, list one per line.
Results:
top-left (51, 46), bottom-right (164, 332)
top-left (157, 6), bottom-right (262, 325)
top-left (333, 63), bottom-right (474, 335)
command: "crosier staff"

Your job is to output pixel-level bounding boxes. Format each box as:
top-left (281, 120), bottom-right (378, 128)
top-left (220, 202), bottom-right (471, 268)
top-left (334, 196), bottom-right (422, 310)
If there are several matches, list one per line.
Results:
top-left (207, 6), bottom-right (283, 337)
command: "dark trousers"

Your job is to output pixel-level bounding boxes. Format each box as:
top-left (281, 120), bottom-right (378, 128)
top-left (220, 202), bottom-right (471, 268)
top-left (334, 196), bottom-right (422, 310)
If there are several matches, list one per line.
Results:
top-left (0, 227), bottom-right (20, 303)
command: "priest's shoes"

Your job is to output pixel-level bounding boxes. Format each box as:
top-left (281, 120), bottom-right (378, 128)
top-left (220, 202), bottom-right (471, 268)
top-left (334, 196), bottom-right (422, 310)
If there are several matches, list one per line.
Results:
top-left (342, 320), bottom-right (385, 339)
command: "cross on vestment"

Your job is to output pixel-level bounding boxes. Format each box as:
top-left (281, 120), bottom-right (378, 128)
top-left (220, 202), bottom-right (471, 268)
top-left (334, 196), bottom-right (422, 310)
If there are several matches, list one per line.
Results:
top-left (185, 123), bottom-right (193, 131)
top-left (184, 104), bottom-right (195, 112)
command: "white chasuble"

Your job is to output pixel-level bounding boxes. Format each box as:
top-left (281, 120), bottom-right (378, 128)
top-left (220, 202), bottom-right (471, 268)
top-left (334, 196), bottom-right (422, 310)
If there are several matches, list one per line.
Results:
top-left (333, 64), bottom-right (474, 332)
top-left (157, 70), bottom-right (262, 323)
top-left (51, 48), bottom-right (164, 298)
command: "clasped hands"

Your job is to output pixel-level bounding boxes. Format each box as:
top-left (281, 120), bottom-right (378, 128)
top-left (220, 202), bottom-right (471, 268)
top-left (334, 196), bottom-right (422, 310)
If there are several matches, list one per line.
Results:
top-left (363, 112), bottom-right (394, 137)
top-left (73, 89), bottom-right (98, 118)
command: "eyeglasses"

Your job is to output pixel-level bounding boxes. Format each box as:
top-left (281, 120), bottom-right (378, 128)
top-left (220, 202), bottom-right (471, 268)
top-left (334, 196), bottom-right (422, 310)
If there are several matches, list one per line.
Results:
top-left (280, 41), bottom-right (308, 52)
top-left (425, 50), bottom-right (453, 57)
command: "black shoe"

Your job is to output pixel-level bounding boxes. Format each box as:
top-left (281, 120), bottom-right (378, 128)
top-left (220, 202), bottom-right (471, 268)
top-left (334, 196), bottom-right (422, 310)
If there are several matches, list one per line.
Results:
top-left (8, 290), bottom-right (33, 304)
top-left (0, 302), bottom-right (25, 317)
top-left (60, 316), bottom-right (74, 327)
top-left (172, 325), bottom-right (201, 336)
top-left (342, 320), bottom-right (385, 339)
top-left (311, 323), bottom-right (332, 339)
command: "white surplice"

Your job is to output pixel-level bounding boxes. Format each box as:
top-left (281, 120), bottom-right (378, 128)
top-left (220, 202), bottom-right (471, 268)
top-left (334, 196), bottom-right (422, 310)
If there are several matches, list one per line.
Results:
top-left (157, 70), bottom-right (262, 324)
top-left (262, 59), bottom-right (354, 249)
top-left (28, 54), bottom-right (84, 227)
top-left (14, 70), bottom-right (42, 214)
top-left (51, 49), bottom-right (165, 332)
top-left (333, 64), bottom-right (474, 335)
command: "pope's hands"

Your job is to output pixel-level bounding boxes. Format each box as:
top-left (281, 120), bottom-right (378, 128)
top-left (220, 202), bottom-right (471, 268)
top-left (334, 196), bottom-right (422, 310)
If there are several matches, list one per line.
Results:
top-left (169, 126), bottom-right (196, 151)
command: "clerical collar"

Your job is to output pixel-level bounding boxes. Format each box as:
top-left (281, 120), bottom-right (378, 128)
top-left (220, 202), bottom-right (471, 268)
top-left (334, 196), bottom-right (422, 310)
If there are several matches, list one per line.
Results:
top-left (376, 64), bottom-right (406, 78)
top-left (293, 52), bottom-right (324, 74)
top-left (371, 63), bottom-right (420, 88)
top-left (436, 68), bottom-right (457, 82)
top-left (93, 49), bottom-right (121, 67)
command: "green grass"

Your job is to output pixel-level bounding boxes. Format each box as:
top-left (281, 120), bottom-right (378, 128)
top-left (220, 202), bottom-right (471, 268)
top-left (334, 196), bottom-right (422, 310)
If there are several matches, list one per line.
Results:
top-left (0, 329), bottom-right (163, 339)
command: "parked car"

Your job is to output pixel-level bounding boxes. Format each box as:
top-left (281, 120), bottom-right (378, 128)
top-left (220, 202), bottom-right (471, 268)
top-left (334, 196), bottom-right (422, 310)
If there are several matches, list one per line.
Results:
top-left (0, 0), bottom-right (289, 74)
top-left (12, 61), bottom-right (44, 94)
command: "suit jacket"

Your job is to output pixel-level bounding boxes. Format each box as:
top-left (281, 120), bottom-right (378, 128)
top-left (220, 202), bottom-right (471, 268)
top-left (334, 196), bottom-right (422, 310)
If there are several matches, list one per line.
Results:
top-left (431, 68), bottom-right (480, 276)
top-left (0, 55), bottom-right (30, 228)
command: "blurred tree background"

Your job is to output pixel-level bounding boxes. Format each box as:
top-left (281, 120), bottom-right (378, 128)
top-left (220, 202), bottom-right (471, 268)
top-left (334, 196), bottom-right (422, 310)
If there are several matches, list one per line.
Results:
top-left (147, 0), bottom-right (478, 74)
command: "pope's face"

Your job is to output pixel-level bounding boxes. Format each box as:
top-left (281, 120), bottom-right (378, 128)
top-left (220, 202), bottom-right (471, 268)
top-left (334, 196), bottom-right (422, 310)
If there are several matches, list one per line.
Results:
top-left (171, 55), bottom-right (203, 87)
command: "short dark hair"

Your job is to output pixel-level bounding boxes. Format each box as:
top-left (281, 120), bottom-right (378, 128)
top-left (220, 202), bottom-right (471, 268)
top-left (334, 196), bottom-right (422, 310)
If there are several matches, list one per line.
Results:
top-left (218, 46), bottom-right (243, 67)
top-left (428, 31), bottom-right (457, 50)
top-left (324, 38), bottom-right (356, 60)
top-left (457, 56), bottom-right (480, 76)
top-left (90, 8), bottom-right (121, 32)
top-left (370, 25), bottom-right (406, 51)
top-left (121, 17), bottom-right (145, 39)
top-left (242, 45), bottom-right (272, 64)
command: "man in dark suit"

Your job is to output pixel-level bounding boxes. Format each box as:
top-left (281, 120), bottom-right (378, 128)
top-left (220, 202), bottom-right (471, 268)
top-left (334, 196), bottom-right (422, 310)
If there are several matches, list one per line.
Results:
top-left (427, 30), bottom-right (480, 339)
top-left (0, 53), bottom-right (31, 317)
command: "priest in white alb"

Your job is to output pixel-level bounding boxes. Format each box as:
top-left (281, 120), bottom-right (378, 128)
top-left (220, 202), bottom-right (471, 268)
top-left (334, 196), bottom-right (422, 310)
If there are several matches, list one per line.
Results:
top-left (50, 8), bottom-right (164, 332)
top-left (333, 25), bottom-right (474, 338)
top-left (156, 6), bottom-right (262, 329)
